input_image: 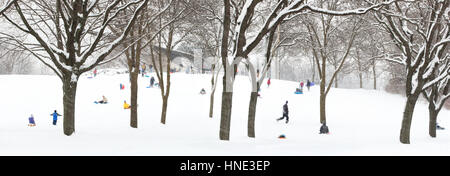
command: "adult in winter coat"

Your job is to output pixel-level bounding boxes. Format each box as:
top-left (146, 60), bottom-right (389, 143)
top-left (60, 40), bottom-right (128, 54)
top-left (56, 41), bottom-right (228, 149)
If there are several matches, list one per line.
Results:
top-left (320, 123), bottom-right (329, 134)
top-left (306, 80), bottom-right (311, 91)
top-left (150, 76), bottom-right (155, 87)
top-left (28, 114), bottom-right (36, 127)
top-left (277, 101), bottom-right (289, 123)
top-left (50, 110), bottom-right (62, 125)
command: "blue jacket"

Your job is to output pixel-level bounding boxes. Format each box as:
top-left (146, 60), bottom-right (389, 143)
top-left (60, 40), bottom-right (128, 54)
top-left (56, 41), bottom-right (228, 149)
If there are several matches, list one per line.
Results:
top-left (29, 117), bottom-right (35, 124)
top-left (51, 112), bottom-right (61, 120)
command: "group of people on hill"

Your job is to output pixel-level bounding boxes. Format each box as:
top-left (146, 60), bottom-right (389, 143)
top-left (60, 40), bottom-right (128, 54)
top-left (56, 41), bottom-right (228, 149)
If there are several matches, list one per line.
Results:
top-left (140, 63), bottom-right (154, 77)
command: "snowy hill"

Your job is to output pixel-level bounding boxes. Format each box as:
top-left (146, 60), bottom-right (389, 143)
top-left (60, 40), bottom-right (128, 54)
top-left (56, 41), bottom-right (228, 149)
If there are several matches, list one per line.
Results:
top-left (0, 72), bottom-right (449, 156)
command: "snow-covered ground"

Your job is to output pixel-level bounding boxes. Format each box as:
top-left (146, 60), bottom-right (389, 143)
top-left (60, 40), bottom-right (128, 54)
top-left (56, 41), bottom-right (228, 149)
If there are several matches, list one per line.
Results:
top-left (0, 72), bottom-right (449, 156)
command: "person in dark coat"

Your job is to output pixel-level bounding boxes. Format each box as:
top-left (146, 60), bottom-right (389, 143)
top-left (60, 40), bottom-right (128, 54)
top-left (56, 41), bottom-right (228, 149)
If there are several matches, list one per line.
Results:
top-left (28, 114), bottom-right (36, 127)
top-left (200, 88), bottom-right (206, 95)
top-left (320, 123), bottom-right (329, 134)
top-left (50, 110), bottom-right (62, 125)
top-left (306, 80), bottom-right (311, 91)
top-left (277, 101), bottom-right (289, 123)
top-left (150, 76), bottom-right (155, 87)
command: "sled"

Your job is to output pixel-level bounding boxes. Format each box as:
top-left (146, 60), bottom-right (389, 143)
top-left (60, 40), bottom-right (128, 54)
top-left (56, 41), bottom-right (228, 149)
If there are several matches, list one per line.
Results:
top-left (94, 101), bottom-right (108, 104)
top-left (294, 91), bottom-right (303, 94)
top-left (87, 77), bottom-right (93, 79)
top-left (145, 75), bottom-right (150, 78)
top-left (278, 134), bottom-right (286, 139)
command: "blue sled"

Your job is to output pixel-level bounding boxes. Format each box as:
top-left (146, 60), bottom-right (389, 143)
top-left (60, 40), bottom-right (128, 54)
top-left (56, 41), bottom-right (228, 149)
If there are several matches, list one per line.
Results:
top-left (94, 101), bottom-right (108, 104)
top-left (294, 91), bottom-right (303, 94)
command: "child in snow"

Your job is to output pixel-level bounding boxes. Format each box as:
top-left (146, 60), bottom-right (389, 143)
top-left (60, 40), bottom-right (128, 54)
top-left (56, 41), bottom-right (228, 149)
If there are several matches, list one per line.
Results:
top-left (200, 88), bottom-right (206, 95)
top-left (300, 81), bottom-right (304, 91)
top-left (123, 101), bottom-right (131, 109)
top-left (267, 78), bottom-right (271, 87)
top-left (94, 68), bottom-right (97, 77)
top-left (141, 64), bottom-right (146, 77)
top-left (28, 114), bottom-right (36, 127)
top-left (320, 123), bottom-right (329, 134)
top-left (97, 95), bottom-right (108, 104)
top-left (50, 110), bottom-right (62, 125)
top-left (277, 101), bottom-right (289, 123)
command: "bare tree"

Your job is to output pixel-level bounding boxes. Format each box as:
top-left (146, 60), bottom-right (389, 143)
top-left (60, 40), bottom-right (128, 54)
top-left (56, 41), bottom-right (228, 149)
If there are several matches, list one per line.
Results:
top-left (149, 0), bottom-right (189, 124)
top-left (373, 0), bottom-right (450, 144)
top-left (0, 0), bottom-right (150, 135)
top-left (218, 0), bottom-right (393, 140)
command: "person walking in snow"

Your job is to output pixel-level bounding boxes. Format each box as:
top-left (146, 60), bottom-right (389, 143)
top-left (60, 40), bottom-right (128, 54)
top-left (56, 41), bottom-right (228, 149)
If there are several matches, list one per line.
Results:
top-left (267, 78), bottom-right (271, 87)
top-left (28, 114), bottom-right (36, 127)
top-left (150, 76), bottom-right (155, 87)
top-left (320, 123), bottom-right (329, 134)
top-left (306, 79), bottom-right (311, 91)
top-left (50, 110), bottom-right (62, 125)
top-left (277, 101), bottom-right (289, 123)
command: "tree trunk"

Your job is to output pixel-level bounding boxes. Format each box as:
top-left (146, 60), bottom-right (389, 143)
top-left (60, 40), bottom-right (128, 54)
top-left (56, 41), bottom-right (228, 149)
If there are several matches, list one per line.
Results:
top-left (400, 94), bottom-right (420, 144)
top-left (247, 92), bottom-right (258, 138)
top-left (161, 96), bottom-right (168, 124)
top-left (372, 61), bottom-right (377, 90)
top-left (62, 76), bottom-right (78, 136)
top-left (209, 90), bottom-right (215, 118)
top-left (130, 71), bottom-right (138, 128)
top-left (359, 72), bottom-right (363, 89)
top-left (429, 107), bottom-right (438, 138)
top-left (219, 91), bottom-right (233, 140)
top-left (320, 92), bottom-right (326, 124)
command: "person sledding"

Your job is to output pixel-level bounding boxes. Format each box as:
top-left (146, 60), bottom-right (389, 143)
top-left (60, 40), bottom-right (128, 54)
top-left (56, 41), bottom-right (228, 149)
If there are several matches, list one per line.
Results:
top-left (295, 88), bottom-right (303, 94)
top-left (276, 101), bottom-right (289, 124)
top-left (437, 123), bottom-right (445, 130)
top-left (95, 95), bottom-right (108, 104)
top-left (28, 114), bottom-right (36, 127)
top-left (200, 88), bottom-right (206, 95)
top-left (319, 123), bottom-right (329, 134)
top-left (123, 100), bottom-right (131, 109)
top-left (50, 110), bottom-right (62, 125)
